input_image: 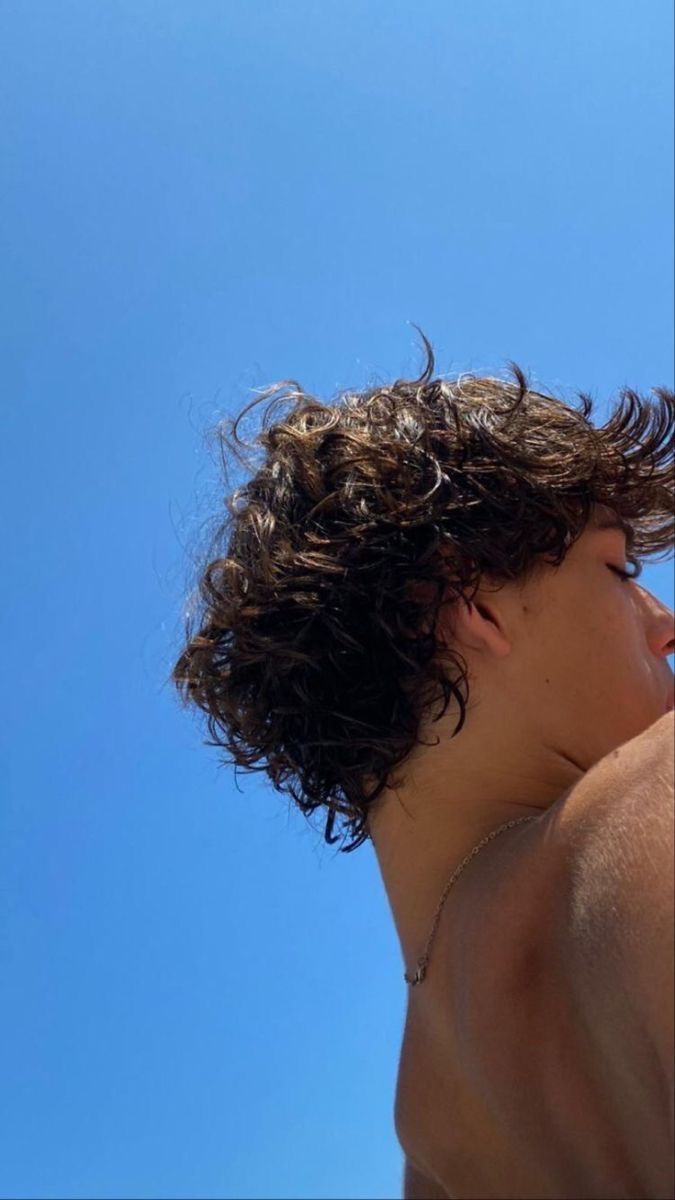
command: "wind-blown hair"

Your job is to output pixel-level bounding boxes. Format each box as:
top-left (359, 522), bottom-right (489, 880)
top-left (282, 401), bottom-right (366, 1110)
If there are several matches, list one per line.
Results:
top-left (171, 330), bottom-right (674, 853)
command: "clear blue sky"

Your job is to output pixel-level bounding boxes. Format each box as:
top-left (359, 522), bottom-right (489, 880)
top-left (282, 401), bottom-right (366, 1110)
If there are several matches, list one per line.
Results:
top-left (1, 3), bottom-right (673, 1198)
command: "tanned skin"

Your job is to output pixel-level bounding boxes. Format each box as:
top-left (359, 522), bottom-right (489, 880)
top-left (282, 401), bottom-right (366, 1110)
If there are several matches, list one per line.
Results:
top-left (368, 505), bottom-right (674, 1198)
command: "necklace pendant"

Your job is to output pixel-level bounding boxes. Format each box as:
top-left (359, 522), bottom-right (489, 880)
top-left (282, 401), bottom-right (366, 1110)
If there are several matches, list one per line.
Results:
top-left (404, 961), bottom-right (427, 987)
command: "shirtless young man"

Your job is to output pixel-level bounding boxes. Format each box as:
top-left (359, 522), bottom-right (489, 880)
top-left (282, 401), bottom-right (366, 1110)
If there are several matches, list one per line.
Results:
top-left (372, 508), bottom-right (674, 1198)
top-left (172, 336), bottom-right (674, 1199)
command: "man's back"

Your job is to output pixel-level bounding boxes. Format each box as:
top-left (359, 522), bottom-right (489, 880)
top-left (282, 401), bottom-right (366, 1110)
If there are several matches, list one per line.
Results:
top-left (395, 713), bottom-right (674, 1199)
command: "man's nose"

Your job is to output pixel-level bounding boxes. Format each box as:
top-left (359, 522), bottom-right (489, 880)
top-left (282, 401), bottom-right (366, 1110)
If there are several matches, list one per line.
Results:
top-left (641, 588), bottom-right (675, 657)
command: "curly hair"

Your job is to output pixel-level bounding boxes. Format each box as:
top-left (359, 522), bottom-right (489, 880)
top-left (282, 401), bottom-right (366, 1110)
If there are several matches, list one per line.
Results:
top-left (170, 329), bottom-right (674, 854)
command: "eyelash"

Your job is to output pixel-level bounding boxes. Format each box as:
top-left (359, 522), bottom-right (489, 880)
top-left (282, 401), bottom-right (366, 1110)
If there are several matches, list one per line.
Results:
top-left (608, 560), bottom-right (643, 583)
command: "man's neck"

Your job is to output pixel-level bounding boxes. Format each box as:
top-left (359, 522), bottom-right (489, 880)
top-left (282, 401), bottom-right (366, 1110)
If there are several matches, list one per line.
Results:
top-left (367, 718), bottom-right (584, 982)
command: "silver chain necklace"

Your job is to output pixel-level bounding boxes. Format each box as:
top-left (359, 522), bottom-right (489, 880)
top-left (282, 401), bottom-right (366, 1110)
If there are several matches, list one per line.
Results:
top-left (403, 815), bottom-right (538, 986)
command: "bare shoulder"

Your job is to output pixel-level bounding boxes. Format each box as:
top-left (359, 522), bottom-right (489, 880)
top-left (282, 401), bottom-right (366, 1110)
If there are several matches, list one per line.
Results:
top-left (548, 713), bottom-right (673, 892)
top-left (604, 706), bottom-right (672, 769)
top-left (557, 712), bottom-right (673, 908)
top-left (562, 710), bottom-right (673, 828)
top-left (552, 711), bottom-right (674, 1111)
top-left (556, 709), bottom-right (673, 957)
top-left (553, 711), bottom-right (673, 931)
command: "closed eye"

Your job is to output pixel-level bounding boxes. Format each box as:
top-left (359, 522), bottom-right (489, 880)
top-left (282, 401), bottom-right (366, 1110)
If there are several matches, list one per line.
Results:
top-left (608, 560), bottom-right (643, 582)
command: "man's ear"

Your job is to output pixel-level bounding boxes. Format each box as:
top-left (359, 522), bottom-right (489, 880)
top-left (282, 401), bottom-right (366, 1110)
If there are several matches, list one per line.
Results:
top-left (440, 591), bottom-right (512, 658)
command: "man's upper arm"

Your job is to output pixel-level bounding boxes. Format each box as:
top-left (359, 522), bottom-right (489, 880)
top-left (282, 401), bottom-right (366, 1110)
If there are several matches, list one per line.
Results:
top-left (560, 712), bottom-right (674, 1097)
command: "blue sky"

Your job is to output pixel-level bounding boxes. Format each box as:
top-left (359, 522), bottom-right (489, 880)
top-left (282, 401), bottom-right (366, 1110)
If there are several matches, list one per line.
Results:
top-left (1, 2), bottom-right (673, 1198)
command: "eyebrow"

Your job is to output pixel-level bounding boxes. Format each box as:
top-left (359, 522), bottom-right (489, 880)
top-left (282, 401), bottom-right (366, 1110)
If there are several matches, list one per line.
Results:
top-left (594, 516), bottom-right (627, 531)
top-left (592, 514), bottom-right (636, 549)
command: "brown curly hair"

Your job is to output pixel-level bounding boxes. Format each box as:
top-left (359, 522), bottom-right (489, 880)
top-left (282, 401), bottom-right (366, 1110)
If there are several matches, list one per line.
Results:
top-left (170, 329), bottom-right (674, 854)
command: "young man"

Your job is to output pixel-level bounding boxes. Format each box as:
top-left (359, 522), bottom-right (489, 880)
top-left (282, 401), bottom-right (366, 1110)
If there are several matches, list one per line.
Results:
top-left (172, 334), bottom-right (674, 1198)
top-left (380, 510), bottom-right (674, 1198)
